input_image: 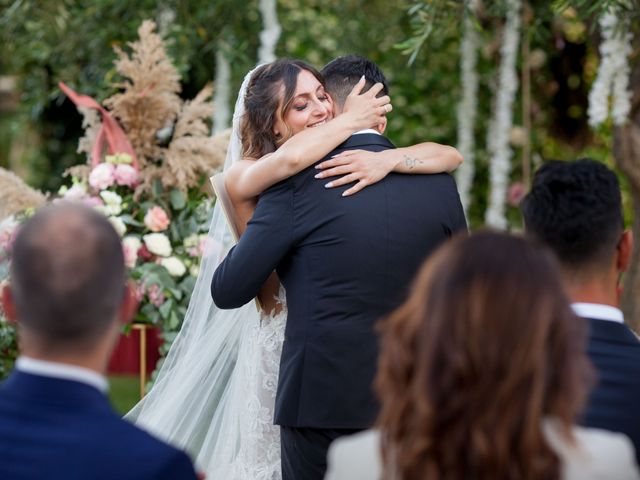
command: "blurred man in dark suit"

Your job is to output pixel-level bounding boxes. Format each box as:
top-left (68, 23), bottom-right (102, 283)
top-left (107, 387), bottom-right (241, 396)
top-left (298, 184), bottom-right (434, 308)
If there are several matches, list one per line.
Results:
top-left (0, 203), bottom-right (198, 480)
top-left (522, 158), bottom-right (640, 463)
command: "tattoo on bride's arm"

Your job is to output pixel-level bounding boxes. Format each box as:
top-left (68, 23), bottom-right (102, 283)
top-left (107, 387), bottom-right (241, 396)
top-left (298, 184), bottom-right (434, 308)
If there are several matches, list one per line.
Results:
top-left (403, 155), bottom-right (423, 170)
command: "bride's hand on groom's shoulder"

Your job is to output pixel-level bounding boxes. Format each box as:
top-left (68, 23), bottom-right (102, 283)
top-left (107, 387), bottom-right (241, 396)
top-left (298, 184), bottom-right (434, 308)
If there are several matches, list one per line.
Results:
top-left (341, 77), bottom-right (392, 132)
top-left (315, 149), bottom-right (393, 196)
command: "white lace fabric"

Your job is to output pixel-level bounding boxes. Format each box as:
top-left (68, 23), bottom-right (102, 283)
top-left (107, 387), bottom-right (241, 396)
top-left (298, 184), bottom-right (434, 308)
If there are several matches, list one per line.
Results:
top-left (231, 290), bottom-right (286, 479)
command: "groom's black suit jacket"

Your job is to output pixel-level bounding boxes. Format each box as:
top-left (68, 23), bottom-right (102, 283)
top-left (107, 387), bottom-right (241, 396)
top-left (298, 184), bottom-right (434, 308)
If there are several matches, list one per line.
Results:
top-left (212, 133), bottom-right (467, 428)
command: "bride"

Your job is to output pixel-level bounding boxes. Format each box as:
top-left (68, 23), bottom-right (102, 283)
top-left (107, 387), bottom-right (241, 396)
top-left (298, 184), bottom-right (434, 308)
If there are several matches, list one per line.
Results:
top-left (126, 58), bottom-right (461, 479)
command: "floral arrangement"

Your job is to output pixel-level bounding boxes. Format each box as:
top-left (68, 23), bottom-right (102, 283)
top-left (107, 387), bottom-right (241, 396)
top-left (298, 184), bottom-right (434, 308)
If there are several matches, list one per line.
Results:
top-left (60, 152), bottom-right (212, 344)
top-left (0, 20), bottom-right (228, 378)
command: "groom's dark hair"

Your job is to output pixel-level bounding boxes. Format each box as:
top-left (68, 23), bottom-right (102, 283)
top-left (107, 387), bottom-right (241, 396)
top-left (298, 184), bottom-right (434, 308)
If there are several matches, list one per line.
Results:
top-left (9, 203), bottom-right (126, 347)
top-left (321, 55), bottom-right (389, 109)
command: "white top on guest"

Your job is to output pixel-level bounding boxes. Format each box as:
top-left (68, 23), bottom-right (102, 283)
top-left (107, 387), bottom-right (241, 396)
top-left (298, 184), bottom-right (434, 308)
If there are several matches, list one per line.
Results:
top-left (572, 302), bottom-right (624, 324)
top-left (15, 356), bottom-right (108, 393)
top-left (325, 423), bottom-right (640, 480)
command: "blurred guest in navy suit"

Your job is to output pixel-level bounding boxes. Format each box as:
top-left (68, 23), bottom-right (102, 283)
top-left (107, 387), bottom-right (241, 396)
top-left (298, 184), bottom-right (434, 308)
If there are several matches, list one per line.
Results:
top-left (0, 203), bottom-right (198, 480)
top-left (523, 158), bottom-right (640, 463)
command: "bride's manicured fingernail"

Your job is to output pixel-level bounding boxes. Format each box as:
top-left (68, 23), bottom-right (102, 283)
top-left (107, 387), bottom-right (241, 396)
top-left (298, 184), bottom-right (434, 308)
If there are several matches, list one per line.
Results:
top-left (314, 173), bottom-right (322, 179)
top-left (324, 182), bottom-right (333, 188)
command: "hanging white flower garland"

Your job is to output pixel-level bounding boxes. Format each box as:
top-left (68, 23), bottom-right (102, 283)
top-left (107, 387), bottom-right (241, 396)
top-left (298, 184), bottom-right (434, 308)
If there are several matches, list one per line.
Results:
top-left (213, 50), bottom-right (232, 134)
top-left (257, 0), bottom-right (282, 64)
top-left (485, 0), bottom-right (522, 229)
top-left (455, 0), bottom-right (480, 215)
top-left (588, 11), bottom-right (633, 127)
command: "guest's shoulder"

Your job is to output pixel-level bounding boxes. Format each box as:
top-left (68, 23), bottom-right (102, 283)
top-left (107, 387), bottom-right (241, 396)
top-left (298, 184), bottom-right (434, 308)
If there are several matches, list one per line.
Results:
top-left (101, 417), bottom-right (198, 478)
top-left (326, 430), bottom-right (382, 480)
top-left (332, 429), bottom-right (381, 452)
top-left (545, 421), bottom-right (640, 480)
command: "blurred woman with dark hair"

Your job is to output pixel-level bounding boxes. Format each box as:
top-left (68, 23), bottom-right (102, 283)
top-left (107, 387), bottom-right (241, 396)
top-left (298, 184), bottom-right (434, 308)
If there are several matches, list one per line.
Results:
top-left (326, 231), bottom-right (639, 480)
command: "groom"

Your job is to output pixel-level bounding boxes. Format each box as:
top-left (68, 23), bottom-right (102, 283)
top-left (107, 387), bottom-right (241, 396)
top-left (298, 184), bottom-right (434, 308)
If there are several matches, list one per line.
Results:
top-left (212, 55), bottom-right (467, 480)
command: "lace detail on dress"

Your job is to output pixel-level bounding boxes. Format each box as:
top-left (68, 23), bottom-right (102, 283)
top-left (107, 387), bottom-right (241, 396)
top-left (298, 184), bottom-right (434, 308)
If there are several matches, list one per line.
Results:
top-left (231, 288), bottom-right (286, 479)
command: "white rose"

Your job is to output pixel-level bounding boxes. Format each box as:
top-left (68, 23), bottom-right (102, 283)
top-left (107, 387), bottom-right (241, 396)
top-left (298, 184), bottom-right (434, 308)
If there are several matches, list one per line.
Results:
top-left (143, 233), bottom-right (172, 257)
top-left (189, 264), bottom-right (200, 277)
top-left (64, 184), bottom-right (88, 202)
top-left (161, 256), bottom-right (187, 277)
top-left (183, 234), bottom-right (199, 248)
top-left (108, 216), bottom-right (127, 237)
top-left (122, 236), bottom-right (141, 268)
top-left (99, 190), bottom-right (123, 216)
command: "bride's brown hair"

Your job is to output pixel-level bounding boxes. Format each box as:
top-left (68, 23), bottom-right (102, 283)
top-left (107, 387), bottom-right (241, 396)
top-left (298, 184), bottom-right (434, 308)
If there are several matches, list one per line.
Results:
top-left (240, 59), bottom-right (325, 159)
top-left (375, 231), bottom-right (592, 480)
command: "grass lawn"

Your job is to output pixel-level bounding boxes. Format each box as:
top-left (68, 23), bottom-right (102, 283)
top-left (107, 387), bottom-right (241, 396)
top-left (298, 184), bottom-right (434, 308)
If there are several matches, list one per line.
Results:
top-left (108, 375), bottom-right (140, 415)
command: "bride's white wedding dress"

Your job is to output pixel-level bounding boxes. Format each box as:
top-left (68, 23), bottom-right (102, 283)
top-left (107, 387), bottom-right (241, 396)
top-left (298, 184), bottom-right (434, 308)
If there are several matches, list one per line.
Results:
top-left (125, 68), bottom-right (286, 479)
top-left (231, 291), bottom-right (286, 479)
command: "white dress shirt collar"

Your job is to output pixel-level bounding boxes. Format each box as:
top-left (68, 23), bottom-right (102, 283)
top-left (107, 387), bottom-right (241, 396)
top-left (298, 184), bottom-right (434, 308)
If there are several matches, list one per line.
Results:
top-left (15, 356), bottom-right (109, 393)
top-left (352, 129), bottom-right (381, 136)
top-left (571, 302), bottom-right (624, 324)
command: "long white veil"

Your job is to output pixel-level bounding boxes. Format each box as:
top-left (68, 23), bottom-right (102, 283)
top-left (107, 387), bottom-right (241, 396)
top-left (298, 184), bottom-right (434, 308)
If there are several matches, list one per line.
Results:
top-left (126, 68), bottom-right (263, 474)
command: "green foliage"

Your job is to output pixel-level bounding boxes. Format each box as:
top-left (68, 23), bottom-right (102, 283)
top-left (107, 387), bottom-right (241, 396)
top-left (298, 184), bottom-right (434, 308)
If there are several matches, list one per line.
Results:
top-left (0, 322), bottom-right (17, 381)
top-left (108, 375), bottom-right (141, 414)
top-left (0, 0), bottom-right (262, 189)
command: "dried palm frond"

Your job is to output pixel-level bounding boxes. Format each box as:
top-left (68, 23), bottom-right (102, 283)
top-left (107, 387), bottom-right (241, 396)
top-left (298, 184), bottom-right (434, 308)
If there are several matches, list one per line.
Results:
top-left (63, 164), bottom-right (91, 183)
top-left (173, 84), bottom-right (214, 139)
top-left (76, 106), bottom-right (102, 161)
top-left (162, 137), bottom-right (222, 192)
top-left (150, 84), bottom-right (225, 193)
top-left (104, 20), bottom-right (181, 165)
top-left (0, 168), bottom-right (46, 219)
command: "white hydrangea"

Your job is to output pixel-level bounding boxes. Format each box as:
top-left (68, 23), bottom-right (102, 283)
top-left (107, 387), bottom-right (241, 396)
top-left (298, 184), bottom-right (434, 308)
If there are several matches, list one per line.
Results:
top-left (108, 216), bottom-right (127, 237)
top-left (143, 233), bottom-right (172, 257)
top-left (161, 256), bottom-right (187, 277)
top-left (98, 190), bottom-right (123, 216)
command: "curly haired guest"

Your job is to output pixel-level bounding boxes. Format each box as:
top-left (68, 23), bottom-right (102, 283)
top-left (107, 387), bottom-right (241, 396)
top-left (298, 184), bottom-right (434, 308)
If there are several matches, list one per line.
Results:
top-left (324, 231), bottom-right (639, 480)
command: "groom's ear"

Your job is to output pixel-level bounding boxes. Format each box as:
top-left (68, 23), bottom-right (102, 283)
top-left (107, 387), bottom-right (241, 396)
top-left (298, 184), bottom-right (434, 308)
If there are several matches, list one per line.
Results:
top-left (376, 116), bottom-right (387, 135)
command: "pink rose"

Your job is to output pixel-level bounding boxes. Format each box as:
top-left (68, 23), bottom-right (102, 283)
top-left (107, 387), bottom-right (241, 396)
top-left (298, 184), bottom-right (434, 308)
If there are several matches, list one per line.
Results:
top-left (147, 284), bottom-right (165, 307)
top-left (82, 196), bottom-right (104, 208)
top-left (122, 236), bottom-right (141, 268)
top-left (507, 182), bottom-right (527, 207)
top-left (0, 227), bottom-right (18, 255)
top-left (114, 164), bottom-right (138, 187)
top-left (144, 206), bottom-right (170, 232)
top-left (137, 244), bottom-right (154, 262)
top-left (89, 163), bottom-right (116, 191)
